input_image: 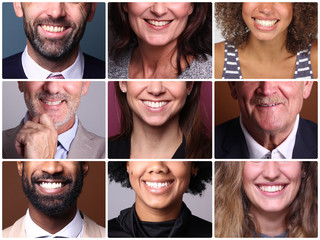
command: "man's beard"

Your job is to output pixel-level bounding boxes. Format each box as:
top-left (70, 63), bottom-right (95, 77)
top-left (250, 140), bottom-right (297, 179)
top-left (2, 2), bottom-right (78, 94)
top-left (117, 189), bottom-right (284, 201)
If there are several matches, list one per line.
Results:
top-left (21, 165), bottom-right (84, 216)
top-left (23, 16), bottom-right (86, 61)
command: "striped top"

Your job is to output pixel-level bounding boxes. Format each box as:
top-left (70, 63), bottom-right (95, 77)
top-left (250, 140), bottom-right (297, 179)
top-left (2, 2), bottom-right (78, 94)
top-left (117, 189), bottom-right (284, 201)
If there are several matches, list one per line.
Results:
top-left (222, 42), bottom-right (314, 79)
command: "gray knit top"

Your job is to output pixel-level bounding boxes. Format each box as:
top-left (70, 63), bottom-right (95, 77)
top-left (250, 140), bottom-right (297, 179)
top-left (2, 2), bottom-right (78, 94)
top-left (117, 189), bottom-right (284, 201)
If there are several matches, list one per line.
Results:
top-left (108, 47), bottom-right (212, 79)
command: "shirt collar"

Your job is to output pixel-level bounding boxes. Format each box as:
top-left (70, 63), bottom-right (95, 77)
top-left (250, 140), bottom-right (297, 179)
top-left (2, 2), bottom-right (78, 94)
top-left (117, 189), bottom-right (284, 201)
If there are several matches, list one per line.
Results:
top-left (240, 114), bottom-right (300, 159)
top-left (25, 209), bottom-right (84, 238)
top-left (21, 46), bottom-right (84, 79)
top-left (24, 112), bottom-right (79, 152)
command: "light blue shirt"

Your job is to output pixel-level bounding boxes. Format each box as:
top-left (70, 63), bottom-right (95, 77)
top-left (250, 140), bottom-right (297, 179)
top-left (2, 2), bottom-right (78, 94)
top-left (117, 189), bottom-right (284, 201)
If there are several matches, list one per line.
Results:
top-left (24, 113), bottom-right (79, 159)
top-left (25, 209), bottom-right (84, 238)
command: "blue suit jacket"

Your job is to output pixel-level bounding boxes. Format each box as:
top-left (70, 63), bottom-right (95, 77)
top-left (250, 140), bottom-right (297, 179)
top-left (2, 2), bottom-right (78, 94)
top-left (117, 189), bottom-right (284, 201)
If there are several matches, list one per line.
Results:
top-left (3, 52), bottom-right (105, 79)
top-left (215, 117), bottom-right (318, 159)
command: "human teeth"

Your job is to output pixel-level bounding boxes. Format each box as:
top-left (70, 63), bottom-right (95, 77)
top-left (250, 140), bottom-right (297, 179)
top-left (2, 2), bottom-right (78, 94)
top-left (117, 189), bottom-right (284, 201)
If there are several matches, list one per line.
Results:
top-left (146, 20), bottom-right (171, 27)
top-left (259, 185), bottom-right (284, 193)
top-left (143, 101), bottom-right (168, 108)
top-left (41, 25), bottom-right (65, 33)
top-left (255, 18), bottom-right (278, 27)
top-left (260, 103), bottom-right (277, 107)
top-left (40, 182), bottom-right (62, 189)
top-left (145, 181), bottom-right (171, 188)
top-left (43, 100), bottom-right (62, 106)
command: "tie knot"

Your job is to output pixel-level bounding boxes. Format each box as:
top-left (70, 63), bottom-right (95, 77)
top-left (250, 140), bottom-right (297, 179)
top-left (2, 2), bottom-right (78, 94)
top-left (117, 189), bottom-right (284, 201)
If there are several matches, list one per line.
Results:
top-left (47, 74), bottom-right (65, 79)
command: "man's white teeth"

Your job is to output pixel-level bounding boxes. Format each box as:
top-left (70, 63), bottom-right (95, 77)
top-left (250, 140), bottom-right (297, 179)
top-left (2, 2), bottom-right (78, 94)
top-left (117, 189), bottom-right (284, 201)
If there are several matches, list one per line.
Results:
top-left (255, 18), bottom-right (278, 27)
top-left (143, 101), bottom-right (168, 108)
top-left (145, 181), bottom-right (171, 188)
top-left (146, 20), bottom-right (171, 27)
top-left (43, 100), bottom-right (62, 106)
top-left (259, 185), bottom-right (284, 193)
top-left (260, 103), bottom-right (278, 107)
top-left (40, 182), bottom-right (62, 189)
top-left (42, 25), bottom-right (65, 33)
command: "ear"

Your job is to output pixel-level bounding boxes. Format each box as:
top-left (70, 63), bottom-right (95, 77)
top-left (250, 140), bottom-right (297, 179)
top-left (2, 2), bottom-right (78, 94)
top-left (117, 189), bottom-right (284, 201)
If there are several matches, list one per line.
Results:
top-left (119, 81), bottom-right (127, 93)
top-left (126, 162), bottom-right (130, 172)
top-left (81, 81), bottom-right (91, 95)
top-left (228, 82), bottom-right (238, 99)
top-left (122, 3), bottom-right (128, 13)
top-left (302, 81), bottom-right (313, 99)
top-left (81, 162), bottom-right (89, 177)
top-left (17, 161), bottom-right (23, 176)
top-left (18, 81), bottom-right (24, 93)
top-left (186, 82), bottom-right (194, 95)
top-left (191, 163), bottom-right (198, 177)
top-left (13, 2), bottom-right (23, 18)
top-left (87, 3), bottom-right (97, 22)
top-left (188, 3), bottom-right (194, 15)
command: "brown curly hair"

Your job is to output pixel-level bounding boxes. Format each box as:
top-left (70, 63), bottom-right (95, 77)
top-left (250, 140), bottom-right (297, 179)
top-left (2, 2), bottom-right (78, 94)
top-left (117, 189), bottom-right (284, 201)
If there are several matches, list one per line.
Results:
top-left (215, 3), bottom-right (317, 53)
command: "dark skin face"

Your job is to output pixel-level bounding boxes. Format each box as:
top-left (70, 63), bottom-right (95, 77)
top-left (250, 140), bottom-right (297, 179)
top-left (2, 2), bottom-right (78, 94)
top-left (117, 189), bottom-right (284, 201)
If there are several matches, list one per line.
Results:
top-left (17, 161), bottom-right (89, 234)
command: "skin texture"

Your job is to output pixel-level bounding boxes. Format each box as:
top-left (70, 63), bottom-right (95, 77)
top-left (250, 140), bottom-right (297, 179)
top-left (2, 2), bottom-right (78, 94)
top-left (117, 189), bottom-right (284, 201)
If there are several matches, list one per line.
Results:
top-left (124, 3), bottom-right (194, 78)
top-left (228, 81), bottom-right (313, 150)
top-left (17, 161), bottom-right (88, 234)
top-left (119, 81), bottom-right (193, 158)
top-left (16, 81), bottom-right (90, 159)
top-left (13, 2), bottom-right (97, 72)
top-left (126, 161), bottom-right (197, 222)
top-left (243, 161), bottom-right (302, 236)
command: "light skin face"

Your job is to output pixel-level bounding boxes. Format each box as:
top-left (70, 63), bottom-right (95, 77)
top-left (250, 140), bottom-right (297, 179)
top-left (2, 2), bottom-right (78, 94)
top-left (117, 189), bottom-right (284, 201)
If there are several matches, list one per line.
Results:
top-left (124, 2), bottom-right (193, 47)
top-left (229, 81), bottom-right (313, 149)
top-left (13, 2), bottom-right (97, 71)
top-left (119, 81), bottom-right (193, 128)
top-left (127, 161), bottom-right (197, 221)
top-left (243, 161), bottom-right (302, 235)
top-left (242, 2), bottom-right (293, 42)
top-left (17, 161), bottom-right (89, 234)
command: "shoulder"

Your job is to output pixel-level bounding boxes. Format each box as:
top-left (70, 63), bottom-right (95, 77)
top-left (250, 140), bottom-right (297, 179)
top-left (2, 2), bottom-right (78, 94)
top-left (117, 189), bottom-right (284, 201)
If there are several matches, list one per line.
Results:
top-left (179, 54), bottom-right (212, 79)
top-left (3, 215), bottom-right (26, 238)
top-left (214, 41), bottom-right (226, 79)
top-left (215, 117), bottom-right (240, 135)
top-left (3, 121), bottom-right (24, 159)
top-left (184, 215), bottom-right (212, 237)
top-left (83, 53), bottom-right (105, 79)
top-left (310, 40), bottom-right (318, 78)
top-left (108, 218), bottom-right (131, 237)
top-left (298, 118), bottom-right (317, 133)
top-left (3, 52), bottom-right (26, 79)
top-left (108, 136), bottom-right (130, 159)
top-left (82, 214), bottom-right (106, 238)
top-left (108, 49), bottom-right (132, 79)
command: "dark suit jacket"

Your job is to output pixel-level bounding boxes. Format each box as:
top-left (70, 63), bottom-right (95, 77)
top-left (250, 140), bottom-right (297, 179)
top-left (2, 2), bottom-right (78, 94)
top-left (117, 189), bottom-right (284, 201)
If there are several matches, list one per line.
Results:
top-left (3, 52), bottom-right (105, 79)
top-left (215, 117), bottom-right (317, 159)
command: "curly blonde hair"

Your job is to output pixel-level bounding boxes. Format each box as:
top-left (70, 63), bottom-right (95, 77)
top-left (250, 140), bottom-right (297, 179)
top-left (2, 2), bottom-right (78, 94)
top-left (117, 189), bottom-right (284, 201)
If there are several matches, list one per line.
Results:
top-left (215, 161), bottom-right (318, 237)
top-left (215, 3), bottom-right (318, 53)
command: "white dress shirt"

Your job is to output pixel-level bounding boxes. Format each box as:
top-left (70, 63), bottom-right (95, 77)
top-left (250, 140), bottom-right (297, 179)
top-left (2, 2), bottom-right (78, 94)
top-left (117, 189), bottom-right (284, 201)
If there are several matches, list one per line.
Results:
top-left (25, 209), bottom-right (84, 238)
top-left (21, 46), bottom-right (85, 79)
top-left (240, 115), bottom-right (300, 159)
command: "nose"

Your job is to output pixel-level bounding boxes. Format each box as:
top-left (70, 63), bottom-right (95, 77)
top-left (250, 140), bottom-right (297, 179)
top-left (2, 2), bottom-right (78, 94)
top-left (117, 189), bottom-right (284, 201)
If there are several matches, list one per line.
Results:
top-left (147, 81), bottom-right (165, 96)
top-left (43, 81), bottom-right (62, 95)
top-left (150, 3), bottom-right (168, 16)
top-left (41, 161), bottom-right (64, 175)
top-left (45, 2), bottom-right (66, 19)
top-left (262, 161), bottom-right (280, 180)
top-left (256, 81), bottom-right (278, 96)
top-left (258, 2), bottom-right (275, 15)
top-left (147, 161), bottom-right (169, 174)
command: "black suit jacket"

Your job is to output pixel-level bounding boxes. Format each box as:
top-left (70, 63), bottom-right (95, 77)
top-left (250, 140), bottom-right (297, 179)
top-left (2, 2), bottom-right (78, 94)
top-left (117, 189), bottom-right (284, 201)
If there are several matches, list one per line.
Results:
top-left (3, 52), bottom-right (105, 79)
top-left (215, 117), bottom-right (317, 159)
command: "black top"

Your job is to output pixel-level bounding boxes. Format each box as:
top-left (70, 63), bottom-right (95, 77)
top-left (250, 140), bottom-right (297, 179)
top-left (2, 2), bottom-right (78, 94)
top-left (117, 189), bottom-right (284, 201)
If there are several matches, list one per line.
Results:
top-left (108, 202), bottom-right (212, 237)
top-left (108, 135), bottom-right (186, 159)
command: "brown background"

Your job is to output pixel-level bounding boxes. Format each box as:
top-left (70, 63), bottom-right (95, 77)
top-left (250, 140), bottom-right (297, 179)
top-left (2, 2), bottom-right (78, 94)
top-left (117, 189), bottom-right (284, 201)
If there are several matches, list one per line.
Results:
top-left (2, 161), bottom-right (105, 229)
top-left (215, 81), bottom-right (318, 125)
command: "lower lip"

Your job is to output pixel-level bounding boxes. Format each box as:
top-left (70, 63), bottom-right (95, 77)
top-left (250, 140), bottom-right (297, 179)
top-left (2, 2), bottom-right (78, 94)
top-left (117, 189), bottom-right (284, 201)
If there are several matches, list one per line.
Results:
top-left (256, 185), bottom-right (287, 197)
top-left (142, 101), bottom-right (169, 112)
top-left (38, 25), bottom-right (70, 39)
top-left (145, 20), bottom-right (172, 30)
top-left (253, 19), bottom-right (278, 31)
top-left (36, 183), bottom-right (68, 195)
top-left (143, 181), bottom-right (174, 195)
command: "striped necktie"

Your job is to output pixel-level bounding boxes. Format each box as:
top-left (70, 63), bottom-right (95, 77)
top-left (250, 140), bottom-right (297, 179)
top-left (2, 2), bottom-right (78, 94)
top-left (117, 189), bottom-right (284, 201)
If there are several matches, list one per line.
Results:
top-left (47, 74), bottom-right (65, 79)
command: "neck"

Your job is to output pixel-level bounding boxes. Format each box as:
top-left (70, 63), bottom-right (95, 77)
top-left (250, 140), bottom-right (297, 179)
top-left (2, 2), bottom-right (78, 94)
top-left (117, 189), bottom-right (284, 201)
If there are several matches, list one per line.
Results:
top-left (56, 116), bottom-right (76, 135)
top-left (130, 115), bottom-right (182, 159)
top-left (27, 41), bottom-right (79, 72)
top-left (135, 198), bottom-right (183, 222)
top-left (28, 203), bottom-right (77, 234)
top-left (251, 206), bottom-right (287, 237)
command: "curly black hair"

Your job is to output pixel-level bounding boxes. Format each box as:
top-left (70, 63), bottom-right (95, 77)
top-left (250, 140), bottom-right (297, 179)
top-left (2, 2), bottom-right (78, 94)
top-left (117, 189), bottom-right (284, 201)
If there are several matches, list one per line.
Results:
top-left (215, 3), bottom-right (318, 53)
top-left (108, 161), bottom-right (212, 196)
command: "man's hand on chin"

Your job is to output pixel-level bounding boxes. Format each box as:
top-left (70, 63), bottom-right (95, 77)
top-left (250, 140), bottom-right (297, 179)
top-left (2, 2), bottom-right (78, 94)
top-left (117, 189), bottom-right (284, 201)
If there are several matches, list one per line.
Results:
top-left (15, 113), bottom-right (58, 159)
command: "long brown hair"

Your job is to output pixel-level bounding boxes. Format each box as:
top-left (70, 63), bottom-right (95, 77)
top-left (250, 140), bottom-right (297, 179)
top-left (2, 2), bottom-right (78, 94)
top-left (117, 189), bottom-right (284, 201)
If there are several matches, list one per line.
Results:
top-left (215, 161), bottom-right (318, 237)
top-left (110, 81), bottom-right (211, 158)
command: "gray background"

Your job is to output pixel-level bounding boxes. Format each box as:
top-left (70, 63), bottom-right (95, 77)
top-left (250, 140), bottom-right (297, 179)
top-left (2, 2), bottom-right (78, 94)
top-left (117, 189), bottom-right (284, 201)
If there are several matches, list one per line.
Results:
top-left (2, 2), bottom-right (105, 61)
top-left (3, 81), bottom-right (106, 138)
top-left (108, 175), bottom-right (212, 222)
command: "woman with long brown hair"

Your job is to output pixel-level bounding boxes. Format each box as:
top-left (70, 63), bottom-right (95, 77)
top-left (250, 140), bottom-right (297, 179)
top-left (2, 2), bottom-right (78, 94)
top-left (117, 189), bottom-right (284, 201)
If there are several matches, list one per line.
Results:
top-left (108, 81), bottom-right (211, 159)
top-left (215, 161), bottom-right (317, 237)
